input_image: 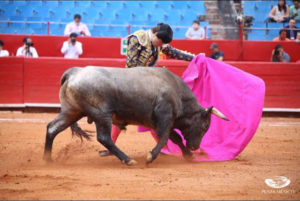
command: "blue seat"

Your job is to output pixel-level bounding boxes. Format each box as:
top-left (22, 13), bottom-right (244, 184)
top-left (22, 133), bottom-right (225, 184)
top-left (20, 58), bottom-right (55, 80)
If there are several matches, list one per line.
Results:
top-left (27, 1), bottom-right (43, 7)
top-left (82, 8), bottom-right (101, 22)
top-left (0, 20), bottom-right (8, 28)
top-left (74, 0), bottom-right (91, 8)
top-left (16, 6), bottom-right (34, 17)
top-left (172, 1), bottom-right (189, 10)
top-left (89, 1), bottom-right (106, 8)
top-left (122, 2), bottom-right (141, 10)
top-left (0, 4), bottom-right (18, 17)
top-left (105, 1), bottom-right (124, 10)
top-left (58, 0), bottom-right (75, 9)
top-left (173, 27), bottom-right (186, 39)
top-left (32, 7), bottom-right (50, 18)
top-left (32, 27), bottom-right (47, 35)
top-left (11, 0), bottom-right (27, 6)
top-left (42, 0), bottom-right (59, 8)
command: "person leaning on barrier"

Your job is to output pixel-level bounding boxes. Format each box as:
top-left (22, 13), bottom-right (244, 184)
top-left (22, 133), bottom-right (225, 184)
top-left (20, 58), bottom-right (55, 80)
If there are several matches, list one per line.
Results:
top-left (0, 40), bottom-right (9, 57)
top-left (273, 29), bottom-right (291, 41)
top-left (64, 14), bottom-right (91, 37)
top-left (16, 37), bottom-right (39, 58)
top-left (61, 32), bottom-right (83, 59)
top-left (271, 44), bottom-right (290, 62)
top-left (209, 43), bottom-right (224, 61)
top-left (185, 20), bottom-right (205, 40)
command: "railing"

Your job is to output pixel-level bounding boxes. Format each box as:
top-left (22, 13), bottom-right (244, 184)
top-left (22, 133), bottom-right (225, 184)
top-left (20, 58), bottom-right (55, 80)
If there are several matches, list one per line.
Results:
top-left (0, 20), bottom-right (210, 38)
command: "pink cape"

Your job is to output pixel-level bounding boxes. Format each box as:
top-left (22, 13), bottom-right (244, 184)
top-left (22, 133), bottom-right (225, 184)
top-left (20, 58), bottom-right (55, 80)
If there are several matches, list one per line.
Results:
top-left (138, 55), bottom-right (265, 161)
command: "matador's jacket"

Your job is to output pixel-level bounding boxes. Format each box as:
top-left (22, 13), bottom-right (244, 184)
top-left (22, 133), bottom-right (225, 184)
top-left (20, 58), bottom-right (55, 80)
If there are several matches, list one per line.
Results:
top-left (126, 29), bottom-right (195, 67)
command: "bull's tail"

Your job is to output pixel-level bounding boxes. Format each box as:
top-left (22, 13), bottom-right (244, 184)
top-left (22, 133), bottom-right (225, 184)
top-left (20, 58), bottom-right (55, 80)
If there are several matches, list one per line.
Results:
top-left (70, 122), bottom-right (93, 141)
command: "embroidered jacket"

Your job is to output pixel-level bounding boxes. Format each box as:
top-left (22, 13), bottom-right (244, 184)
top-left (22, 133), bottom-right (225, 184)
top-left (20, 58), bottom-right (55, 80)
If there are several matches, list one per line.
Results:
top-left (126, 30), bottom-right (195, 68)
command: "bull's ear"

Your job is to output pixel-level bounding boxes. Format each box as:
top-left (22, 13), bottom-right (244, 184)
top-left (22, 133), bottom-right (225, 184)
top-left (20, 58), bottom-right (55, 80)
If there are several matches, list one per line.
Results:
top-left (206, 106), bottom-right (230, 121)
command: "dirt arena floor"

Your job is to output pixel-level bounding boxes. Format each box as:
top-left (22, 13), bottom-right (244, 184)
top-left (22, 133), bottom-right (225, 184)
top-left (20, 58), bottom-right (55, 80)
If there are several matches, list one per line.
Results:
top-left (0, 111), bottom-right (299, 200)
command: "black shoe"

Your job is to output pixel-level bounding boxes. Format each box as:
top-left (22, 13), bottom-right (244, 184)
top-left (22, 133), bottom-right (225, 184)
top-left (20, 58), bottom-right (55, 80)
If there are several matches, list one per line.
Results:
top-left (99, 150), bottom-right (113, 157)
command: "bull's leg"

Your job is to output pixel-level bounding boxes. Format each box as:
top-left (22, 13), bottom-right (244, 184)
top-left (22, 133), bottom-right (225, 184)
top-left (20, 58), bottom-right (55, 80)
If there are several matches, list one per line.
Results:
top-left (95, 120), bottom-right (137, 166)
top-left (43, 111), bottom-right (82, 162)
top-left (147, 102), bottom-right (173, 164)
top-left (169, 130), bottom-right (194, 160)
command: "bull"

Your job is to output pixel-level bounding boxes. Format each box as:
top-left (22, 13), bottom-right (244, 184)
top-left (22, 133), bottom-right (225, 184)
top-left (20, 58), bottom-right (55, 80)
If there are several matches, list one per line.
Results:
top-left (43, 66), bottom-right (229, 165)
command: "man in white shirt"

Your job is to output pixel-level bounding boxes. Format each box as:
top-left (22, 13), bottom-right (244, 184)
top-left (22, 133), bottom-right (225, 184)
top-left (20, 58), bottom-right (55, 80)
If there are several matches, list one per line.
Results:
top-left (64, 14), bottom-right (91, 36)
top-left (61, 32), bottom-right (83, 59)
top-left (0, 40), bottom-right (9, 57)
top-left (16, 37), bottom-right (39, 58)
top-left (185, 20), bottom-right (205, 40)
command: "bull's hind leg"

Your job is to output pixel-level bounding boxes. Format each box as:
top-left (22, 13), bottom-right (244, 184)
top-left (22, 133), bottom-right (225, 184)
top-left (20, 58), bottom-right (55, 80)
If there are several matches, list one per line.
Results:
top-left (43, 111), bottom-right (82, 162)
top-left (94, 119), bottom-right (137, 166)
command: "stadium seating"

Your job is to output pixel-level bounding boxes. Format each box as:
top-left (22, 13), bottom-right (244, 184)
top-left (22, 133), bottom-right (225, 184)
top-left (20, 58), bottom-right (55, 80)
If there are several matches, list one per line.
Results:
top-left (0, 0), bottom-right (207, 38)
top-left (244, 0), bottom-right (295, 40)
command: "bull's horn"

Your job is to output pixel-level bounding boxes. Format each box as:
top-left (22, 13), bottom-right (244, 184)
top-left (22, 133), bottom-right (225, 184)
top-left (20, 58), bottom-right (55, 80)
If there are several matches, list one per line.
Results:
top-left (211, 107), bottom-right (230, 121)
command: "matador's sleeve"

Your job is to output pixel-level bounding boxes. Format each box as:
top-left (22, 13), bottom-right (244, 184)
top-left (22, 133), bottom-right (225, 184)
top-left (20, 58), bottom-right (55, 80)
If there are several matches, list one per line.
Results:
top-left (161, 45), bottom-right (195, 62)
top-left (126, 35), bottom-right (140, 68)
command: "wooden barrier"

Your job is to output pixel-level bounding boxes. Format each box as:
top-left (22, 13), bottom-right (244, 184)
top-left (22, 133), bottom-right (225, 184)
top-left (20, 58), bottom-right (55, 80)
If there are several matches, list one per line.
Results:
top-left (0, 57), bottom-right (299, 109)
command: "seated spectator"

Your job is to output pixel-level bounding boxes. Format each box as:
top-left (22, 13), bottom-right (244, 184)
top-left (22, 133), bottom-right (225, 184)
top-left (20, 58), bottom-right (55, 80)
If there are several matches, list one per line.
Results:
top-left (209, 43), bottom-right (224, 61)
top-left (296, 32), bottom-right (300, 42)
top-left (64, 14), bottom-right (91, 36)
top-left (273, 29), bottom-right (290, 41)
top-left (0, 40), bottom-right (9, 57)
top-left (290, 0), bottom-right (300, 22)
top-left (271, 44), bottom-right (290, 62)
top-left (269, 0), bottom-right (290, 23)
top-left (61, 32), bottom-right (83, 58)
top-left (285, 19), bottom-right (299, 40)
top-left (185, 20), bottom-right (205, 40)
top-left (16, 37), bottom-right (38, 58)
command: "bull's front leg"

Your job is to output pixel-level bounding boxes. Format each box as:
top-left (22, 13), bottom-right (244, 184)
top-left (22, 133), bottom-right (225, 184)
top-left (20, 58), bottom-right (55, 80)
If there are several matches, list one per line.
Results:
top-left (95, 119), bottom-right (137, 166)
top-left (169, 130), bottom-right (195, 160)
top-left (147, 102), bottom-right (173, 164)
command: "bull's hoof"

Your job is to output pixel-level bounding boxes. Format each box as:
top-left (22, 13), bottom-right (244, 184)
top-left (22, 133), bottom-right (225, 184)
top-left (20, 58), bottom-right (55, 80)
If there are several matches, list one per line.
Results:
top-left (99, 150), bottom-right (113, 157)
top-left (146, 152), bottom-right (153, 164)
top-left (43, 156), bottom-right (53, 163)
top-left (183, 153), bottom-right (196, 161)
top-left (126, 159), bottom-right (138, 166)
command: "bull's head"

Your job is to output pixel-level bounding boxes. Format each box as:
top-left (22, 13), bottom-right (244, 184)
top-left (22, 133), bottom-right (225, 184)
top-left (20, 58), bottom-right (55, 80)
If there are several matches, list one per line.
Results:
top-left (185, 106), bottom-right (229, 151)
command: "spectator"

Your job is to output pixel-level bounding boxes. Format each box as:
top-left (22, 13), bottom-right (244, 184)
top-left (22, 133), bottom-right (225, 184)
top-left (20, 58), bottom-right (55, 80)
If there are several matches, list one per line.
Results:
top-left (0, 40), bottom-right (9, 57)
top-left (296, 32), bottom-right (300, 42)
top-left (64, 14), bottom-right (91, 36)
top-left (61, 32), bottom-right (83, 58)
top-left (185, 20), bottom-right (205, 40)
top-left (16, 37), bottom-right (38, 58)
top-left (269, 0), bottom-right (290, 23)
top-left (271, 44), bottom-right (290, 62)
top-left (285, 19), bottom-right (299, 40)
top-left (290, 0), bottom-right (300, 22)
top-left (209, 43), bottom-right (224, 61)
top-left (273, 29), bottom-right (290, 41)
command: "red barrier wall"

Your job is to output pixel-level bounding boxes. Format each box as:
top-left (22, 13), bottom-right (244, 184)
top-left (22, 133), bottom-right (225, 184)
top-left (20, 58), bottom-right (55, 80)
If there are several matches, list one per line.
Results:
top-left (1, 34), bottom-right (299, 62)
top-left (1, 57), bottom-right (299, 109)
top-left (0, 57), bottom-right (24, 104)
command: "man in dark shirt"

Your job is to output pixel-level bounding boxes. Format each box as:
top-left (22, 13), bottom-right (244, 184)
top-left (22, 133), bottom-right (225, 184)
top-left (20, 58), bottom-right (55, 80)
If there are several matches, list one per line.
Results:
top-left (209, 43), bottom-right (224, 61)
top-left (285, 19), bottom-right (299, 40)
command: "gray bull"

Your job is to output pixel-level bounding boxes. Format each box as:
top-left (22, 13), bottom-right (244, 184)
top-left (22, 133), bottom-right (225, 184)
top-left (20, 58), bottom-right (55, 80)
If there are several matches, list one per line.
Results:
top-left (43, 66), bottom-right (229, 165)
